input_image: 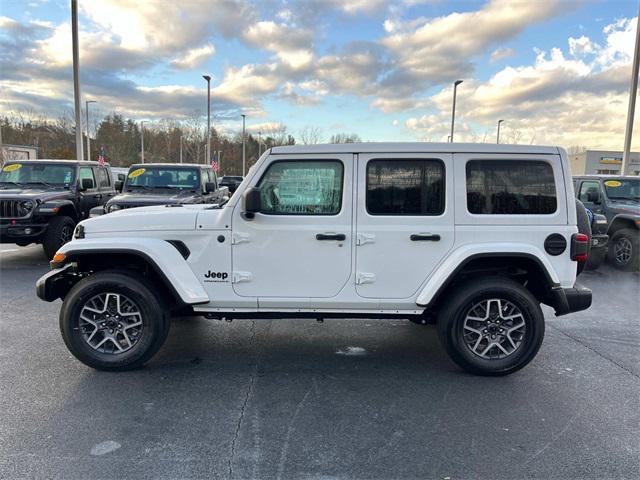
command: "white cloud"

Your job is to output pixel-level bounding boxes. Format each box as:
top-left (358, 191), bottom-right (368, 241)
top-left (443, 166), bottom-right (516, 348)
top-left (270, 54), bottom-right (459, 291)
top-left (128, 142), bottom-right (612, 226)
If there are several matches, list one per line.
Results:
top-left (490, 47), bottom-right (516, 63)
top-left (170, 44), bottom-right (215, 70)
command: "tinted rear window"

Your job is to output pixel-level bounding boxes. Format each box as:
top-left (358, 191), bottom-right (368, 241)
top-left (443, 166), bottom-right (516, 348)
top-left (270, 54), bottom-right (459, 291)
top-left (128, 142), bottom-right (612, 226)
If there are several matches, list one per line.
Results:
top-left (466, 160), bottom-right (556, 214)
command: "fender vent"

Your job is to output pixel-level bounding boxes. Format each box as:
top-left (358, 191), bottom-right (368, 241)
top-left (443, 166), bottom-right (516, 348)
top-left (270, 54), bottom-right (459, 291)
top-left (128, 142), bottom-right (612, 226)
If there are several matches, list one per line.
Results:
top-left (544, 234), bottom-right (567, 256)
top-left (166, 240), bottom-right (190, 259)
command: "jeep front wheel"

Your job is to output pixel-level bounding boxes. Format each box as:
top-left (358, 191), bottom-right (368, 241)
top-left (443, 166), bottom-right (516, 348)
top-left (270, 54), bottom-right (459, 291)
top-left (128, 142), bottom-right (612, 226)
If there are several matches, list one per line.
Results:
top-left (59, 271), bottom-right (170, 370)
top-left (437, 278), bottom-right (545, 376)
top-left (608, 228), bottom-right (639, 271)
top-left (42, 215), bottom-right (75, 259)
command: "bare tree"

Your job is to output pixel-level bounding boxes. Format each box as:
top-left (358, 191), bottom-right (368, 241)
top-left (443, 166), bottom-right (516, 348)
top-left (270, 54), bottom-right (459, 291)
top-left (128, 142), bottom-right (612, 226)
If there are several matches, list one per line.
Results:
top-left (299, 126), bottom-right (323, 145)
top-left (330, 133), bottom-right (361, 144)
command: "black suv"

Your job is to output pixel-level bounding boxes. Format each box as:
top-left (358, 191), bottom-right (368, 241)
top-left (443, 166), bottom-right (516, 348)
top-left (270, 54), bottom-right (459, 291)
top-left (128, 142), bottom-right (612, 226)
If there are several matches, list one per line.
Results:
top-left (0, 160), bottom-right (116, 258)
top-left (94, 163), bottom-right (229, 215)
top-left (574, 175), bottom-right (640, 270)
top-left (219, 175), bottom-right (243, 194)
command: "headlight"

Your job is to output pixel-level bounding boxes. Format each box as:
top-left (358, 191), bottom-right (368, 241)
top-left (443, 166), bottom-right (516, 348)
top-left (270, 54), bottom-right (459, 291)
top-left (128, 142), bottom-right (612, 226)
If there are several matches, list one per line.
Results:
top-left (19, 200), bottom-right (34, 215)
top-left (107, 204), bottom-right (121, 213)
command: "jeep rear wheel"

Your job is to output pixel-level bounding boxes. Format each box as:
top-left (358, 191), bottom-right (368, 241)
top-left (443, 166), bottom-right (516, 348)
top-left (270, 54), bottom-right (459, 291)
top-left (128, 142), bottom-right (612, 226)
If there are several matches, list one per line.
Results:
top-left (59, 271), bottom-right (170, 370)
top-left (42, 215), bottom-right (75, 259)
top-left (608, 228), bottom-right (639, 271)
top-left (437, 277), bottom-right (544, 376)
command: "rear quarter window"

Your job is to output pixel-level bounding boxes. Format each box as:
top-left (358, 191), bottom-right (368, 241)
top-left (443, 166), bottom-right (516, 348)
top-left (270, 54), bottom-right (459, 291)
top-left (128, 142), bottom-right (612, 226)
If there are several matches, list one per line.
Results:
top-left (466, 160), bottom-right (557, 214)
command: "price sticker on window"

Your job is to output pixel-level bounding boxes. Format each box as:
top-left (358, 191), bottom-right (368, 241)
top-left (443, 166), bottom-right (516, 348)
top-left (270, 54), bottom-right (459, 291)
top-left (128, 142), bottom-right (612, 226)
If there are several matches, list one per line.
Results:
top-left (128, 168), bottom-right (146, 178)
top-left (604, 180), bottom-right (622, 187)
top-left (2, 163), bottom-right (22, 172)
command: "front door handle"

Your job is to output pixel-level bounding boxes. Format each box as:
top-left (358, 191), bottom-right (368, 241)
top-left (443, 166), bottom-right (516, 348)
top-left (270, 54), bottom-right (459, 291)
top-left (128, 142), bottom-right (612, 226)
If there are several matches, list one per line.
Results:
top-left (94, 194), bottom-right (102, 200)
top-left (316, 233), bottom-right (346, 241)
top-left (410, 233), bottom-right (440, 241)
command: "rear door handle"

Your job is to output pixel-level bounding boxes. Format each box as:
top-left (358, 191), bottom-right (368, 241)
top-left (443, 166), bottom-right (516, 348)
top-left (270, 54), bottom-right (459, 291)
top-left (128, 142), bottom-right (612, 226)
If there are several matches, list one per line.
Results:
top-left (316, 233), bottom-right (346, 241)
top-left (410, 233), bottom-right (440, 241)
top-left (94, 194), bottom-right (102, 200)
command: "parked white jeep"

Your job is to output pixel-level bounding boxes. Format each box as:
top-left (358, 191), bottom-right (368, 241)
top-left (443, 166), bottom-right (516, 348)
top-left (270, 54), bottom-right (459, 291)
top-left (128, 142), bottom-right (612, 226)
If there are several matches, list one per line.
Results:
top-left (36, 143), bottom-right (592, 375)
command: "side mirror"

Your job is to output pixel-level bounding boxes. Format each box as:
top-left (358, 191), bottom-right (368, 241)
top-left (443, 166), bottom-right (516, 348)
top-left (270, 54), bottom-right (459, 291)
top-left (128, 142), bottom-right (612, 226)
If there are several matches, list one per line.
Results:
top-left (243, 187), bottom-right (261, 218)
top-left (586, 191), bottom-right (600, 204)
top-left (204, 182), bottom-right (216, 194)
top-left (115, 180), bottom-right (123, 192)
top-left (80, 178), bottom-right (94, 191)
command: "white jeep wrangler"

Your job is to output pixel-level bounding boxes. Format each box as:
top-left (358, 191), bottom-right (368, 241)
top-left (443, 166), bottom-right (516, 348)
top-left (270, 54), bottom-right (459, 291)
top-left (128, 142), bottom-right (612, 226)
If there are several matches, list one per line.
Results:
top-left (36, 143), bottom-right (592, 375)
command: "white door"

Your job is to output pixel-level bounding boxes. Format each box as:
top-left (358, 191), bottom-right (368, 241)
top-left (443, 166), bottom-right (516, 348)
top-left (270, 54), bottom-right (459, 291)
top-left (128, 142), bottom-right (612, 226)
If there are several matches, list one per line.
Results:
top-left (231, 154), bottom-right (353, 298)
top-left (355, 153), bottom-right (454, 299)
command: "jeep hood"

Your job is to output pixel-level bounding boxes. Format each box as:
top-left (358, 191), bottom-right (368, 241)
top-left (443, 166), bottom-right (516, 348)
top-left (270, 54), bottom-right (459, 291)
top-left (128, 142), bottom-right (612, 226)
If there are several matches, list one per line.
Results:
top-left (107, 190), bottom-right (200, 207)
top-left (0, 187), bottom-right (71, 202)
top-left (81, 205), bottom-right (212, 233)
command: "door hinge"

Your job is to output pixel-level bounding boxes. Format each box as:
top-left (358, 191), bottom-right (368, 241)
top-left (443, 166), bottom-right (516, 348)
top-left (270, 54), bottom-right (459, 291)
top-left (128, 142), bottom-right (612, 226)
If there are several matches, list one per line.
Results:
top-left (232, 271), bottom-right (253, 284)
top-left (356, 272), bottom-right (376, 285)
top-left (232, 232), bottom-right (251, 245)
top-left (356, 233), bottom-right (376, 246)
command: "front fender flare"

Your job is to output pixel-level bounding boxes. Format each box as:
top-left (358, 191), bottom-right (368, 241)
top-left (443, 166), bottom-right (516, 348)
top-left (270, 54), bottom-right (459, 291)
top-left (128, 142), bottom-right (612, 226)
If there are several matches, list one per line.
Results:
top-left (415, 243), bottom-right (560, 307)
top-left (56, 238), bottom-right (209, 304)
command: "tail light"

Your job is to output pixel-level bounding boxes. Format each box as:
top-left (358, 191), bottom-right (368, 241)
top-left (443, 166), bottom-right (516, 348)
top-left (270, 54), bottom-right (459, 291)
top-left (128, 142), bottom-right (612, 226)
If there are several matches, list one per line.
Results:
top-left (571, 233), bottom-right (589, 262)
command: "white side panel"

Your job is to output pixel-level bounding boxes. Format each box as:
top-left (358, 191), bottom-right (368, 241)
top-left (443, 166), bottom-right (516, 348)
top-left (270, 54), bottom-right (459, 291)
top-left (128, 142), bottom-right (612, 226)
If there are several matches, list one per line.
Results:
top-left (58, 237), bottom-right (209, 304)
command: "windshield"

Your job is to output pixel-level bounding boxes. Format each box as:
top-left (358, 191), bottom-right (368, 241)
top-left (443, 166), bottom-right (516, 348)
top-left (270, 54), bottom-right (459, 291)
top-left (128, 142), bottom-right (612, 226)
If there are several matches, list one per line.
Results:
top-left (0, 163), bottom-right (75, 187)
top-left (603, 179), bottom-right (640, 201)
top-left (125, 167), bottom-right (200, 189)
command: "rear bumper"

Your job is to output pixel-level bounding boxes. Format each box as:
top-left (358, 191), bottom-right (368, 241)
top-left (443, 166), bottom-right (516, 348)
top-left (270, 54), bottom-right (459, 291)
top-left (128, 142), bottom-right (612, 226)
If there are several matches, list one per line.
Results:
top-left (550, 283), bottom-right (592, 316)
top-left (591, 233), bottom-right (608, 249)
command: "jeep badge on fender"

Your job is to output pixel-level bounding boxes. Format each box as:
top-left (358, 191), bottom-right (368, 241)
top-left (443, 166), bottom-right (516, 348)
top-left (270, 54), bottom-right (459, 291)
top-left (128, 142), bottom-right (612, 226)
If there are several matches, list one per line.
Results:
top-left (36, 142), bottom-right (592, 376)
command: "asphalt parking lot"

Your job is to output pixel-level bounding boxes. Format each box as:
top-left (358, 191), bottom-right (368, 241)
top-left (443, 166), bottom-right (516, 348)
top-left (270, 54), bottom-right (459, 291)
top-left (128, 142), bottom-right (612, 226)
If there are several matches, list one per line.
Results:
top-left (0, 244), bottom-right (638, 480)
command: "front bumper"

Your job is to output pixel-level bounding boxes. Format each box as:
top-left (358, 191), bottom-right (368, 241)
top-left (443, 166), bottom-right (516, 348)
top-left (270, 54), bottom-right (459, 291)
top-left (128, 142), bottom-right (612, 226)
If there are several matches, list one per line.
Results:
top-left (550, 283), bottom-right (592, 316)
top-left (0, 221), bottom-right (47, 243)
top-left (36, 263), bottom-right (78, 302)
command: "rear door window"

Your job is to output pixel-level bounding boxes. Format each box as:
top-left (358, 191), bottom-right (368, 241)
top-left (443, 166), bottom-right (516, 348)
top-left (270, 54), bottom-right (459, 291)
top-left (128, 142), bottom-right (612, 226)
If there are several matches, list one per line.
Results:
top-left (466, 160), bottom-right (557, 214)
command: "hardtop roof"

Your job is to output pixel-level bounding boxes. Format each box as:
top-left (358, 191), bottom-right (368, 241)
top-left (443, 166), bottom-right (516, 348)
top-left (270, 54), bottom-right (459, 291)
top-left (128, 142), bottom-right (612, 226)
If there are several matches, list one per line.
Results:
top-left (3, 159), bottom-right (106, 166)
top-left (270, 142), bottom-right (561, 155)
top-left (127, 163), bottom-right (208, 169)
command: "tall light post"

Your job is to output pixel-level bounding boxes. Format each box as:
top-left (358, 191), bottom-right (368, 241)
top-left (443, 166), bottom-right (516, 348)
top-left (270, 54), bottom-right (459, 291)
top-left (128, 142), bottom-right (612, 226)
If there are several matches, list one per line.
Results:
top-left (621, 11), bottom-right (640, 176)
top-left (241, 114), bottom-right (246, 176)
top-left (140, 121), bottom-right (145, 164)
top-left (203, 74), bottom-right (211, 165)
top-left (496, 119), bottom-right (504, 144)
top-left (71, 0), bottom-right (83, 160)
top-left (450, 79), bottom-right (463, 143)
top-left (179, 135), bottom-right (183, 163)
top-left (258, 131), bottom-right (262, 157)
top-left (85, 100), bottom-right (96, 161)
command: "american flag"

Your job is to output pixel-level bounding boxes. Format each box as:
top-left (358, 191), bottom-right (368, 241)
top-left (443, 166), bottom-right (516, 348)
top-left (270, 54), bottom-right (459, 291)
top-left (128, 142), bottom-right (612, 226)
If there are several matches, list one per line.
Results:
top-left (211, 152), bottom-right (219, 173)
top-left (98, 145), bottom-right (106, 167)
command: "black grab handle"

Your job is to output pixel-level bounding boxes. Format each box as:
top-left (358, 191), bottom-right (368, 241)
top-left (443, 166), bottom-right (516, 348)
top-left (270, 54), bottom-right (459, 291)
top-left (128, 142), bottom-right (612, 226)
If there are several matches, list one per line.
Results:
top-left (410, 233), bottom-right (441, 242)
top-left (316, 233), bottom-right (346, 241)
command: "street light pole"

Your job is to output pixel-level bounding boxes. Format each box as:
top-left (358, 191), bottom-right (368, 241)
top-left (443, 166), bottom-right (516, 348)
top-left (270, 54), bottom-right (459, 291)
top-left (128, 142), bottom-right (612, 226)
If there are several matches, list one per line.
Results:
top-left (140, 121), bottom-right (145, 164)
top-left (203, 75), bottom-right (211, 165)
top-left (85, 100), bottom-right (96, 161)
top-left (450, 79), bottom-right (463, 143)
top-left (241, 114), bottom-right (246, 176)
top-left (621, 11), bottom-right (640, 176)
top-left (496, 119), bottom-right (504, 144)
top-left (258, 131), bottom-right (262, 157)
top-left (71, 0), bottom-right (83, 160)
top-left (179, 135), bottom-right (183, 163)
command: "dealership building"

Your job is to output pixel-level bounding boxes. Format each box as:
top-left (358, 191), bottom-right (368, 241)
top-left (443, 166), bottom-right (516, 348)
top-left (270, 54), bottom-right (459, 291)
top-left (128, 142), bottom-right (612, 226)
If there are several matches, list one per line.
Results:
top-left (569, 150), bottom-right (640, 176)
top-left (0, 143), bottom-right (39, 161)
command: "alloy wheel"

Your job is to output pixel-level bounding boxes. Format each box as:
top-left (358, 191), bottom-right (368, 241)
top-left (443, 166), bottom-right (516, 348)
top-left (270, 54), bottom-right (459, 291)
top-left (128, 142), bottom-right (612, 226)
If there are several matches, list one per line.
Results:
top-left (614, 237), bottom-right (632, 265)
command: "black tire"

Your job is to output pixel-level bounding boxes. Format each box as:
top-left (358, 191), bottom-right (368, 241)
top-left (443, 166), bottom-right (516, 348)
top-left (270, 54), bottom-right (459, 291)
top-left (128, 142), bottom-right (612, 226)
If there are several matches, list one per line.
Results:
top-left (42, 216), bottom-right (75, 259)
top-left (437, 277), bottom-right (545, 376)
top-left (59, 271), bottom-right (170, 371)
top-left (575, 199), bottom-right (591, 276)
top-left (584, 247), bottom-right (606, 271)
top-left (608, 228), bottom-right (640, 271)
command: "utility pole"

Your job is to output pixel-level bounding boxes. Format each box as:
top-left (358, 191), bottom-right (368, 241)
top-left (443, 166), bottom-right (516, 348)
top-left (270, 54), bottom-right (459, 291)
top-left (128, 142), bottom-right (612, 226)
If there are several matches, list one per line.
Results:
top-left (203, 74), bottom-right (211, 165)
top-left (241, 114), bottom-right (246, 176)
top-left (450, 80), bottom-right (463, 143)
top-left (258, 131), bottom-right (262, 157)
top-left (85, 100), bottom-right (96, 161)
top-left (621, 11), bottom-right (640, 176)
top-left (140, 121), bottom-right (145, 164)
top-left (496, 119), bottom-right (504, 144)
top-left (71, 0), bottom-right (83, 160)
top-left (179, 135), bottom-right (183, 163)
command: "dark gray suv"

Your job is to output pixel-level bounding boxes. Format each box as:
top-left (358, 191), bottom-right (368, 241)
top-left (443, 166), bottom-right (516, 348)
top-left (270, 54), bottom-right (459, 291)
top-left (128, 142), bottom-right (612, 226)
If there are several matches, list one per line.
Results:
top-left (574, 176), bottom-right (640, 270)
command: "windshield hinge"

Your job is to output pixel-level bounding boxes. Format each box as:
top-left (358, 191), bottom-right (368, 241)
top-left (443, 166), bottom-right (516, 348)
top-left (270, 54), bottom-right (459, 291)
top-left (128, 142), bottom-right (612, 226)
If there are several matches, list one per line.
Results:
top-left (232, 232), bottom-right (251, 245)
top-left (232, 271), bottom-right (253, 284)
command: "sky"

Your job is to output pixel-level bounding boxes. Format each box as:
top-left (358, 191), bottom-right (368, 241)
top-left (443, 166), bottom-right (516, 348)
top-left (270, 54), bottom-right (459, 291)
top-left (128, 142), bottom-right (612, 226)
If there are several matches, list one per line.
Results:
top-left (0, 0), bottom-right (638, 149)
